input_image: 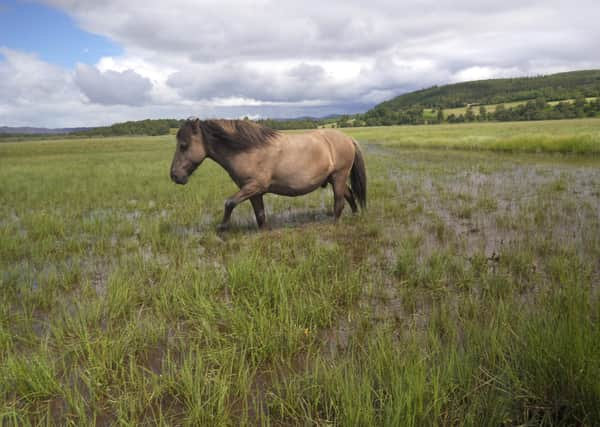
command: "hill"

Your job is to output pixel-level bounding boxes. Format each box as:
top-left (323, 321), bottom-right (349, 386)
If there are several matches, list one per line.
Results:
top-left (345, 70), bottom-right (600, 127)
top-left (375, 70), bottom-right (600, 111)
top-left (0, 126), bottom-right (93, 135)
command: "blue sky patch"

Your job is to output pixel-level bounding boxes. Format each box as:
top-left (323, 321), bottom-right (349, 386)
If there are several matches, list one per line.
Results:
top-left (0, 0), bottom-right (121, 67)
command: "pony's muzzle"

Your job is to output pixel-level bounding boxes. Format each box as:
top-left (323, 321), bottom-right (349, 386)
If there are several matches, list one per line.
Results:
top-left (170, 170), bottom-right (188, 185)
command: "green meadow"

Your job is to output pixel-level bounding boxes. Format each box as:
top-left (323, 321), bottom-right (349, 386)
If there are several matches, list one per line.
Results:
top-left (424, 97), bottom-right (599, 119)
top-left (342, 118), bottom-right (600, 154)
top-left (1, 118), bottom-right (600, 425)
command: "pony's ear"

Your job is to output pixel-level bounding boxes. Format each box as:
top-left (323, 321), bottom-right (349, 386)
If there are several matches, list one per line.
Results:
top-left (192, 118), bottom-right (201, 133)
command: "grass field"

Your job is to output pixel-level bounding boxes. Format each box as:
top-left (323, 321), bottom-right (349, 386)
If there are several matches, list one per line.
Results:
top-left (1, 119), bottom-right (600, 425)
top-left (424, 97), bottom-right (599, 119)
top-left (342, 118), bottom-right (600, 154)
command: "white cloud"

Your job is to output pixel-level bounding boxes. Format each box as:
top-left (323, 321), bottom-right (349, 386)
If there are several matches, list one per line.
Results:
top-left (0, 47), bottom-right (74, 103)
top-left (450, 66), bottom-right (522, 83)
top-left (1, 0), bottom-right (600, 126)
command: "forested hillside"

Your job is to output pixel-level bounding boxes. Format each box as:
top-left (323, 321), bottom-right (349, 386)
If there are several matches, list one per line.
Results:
top-left (345, 70), bottom-right (600, 127)
top-left (376, 70), bottom-right (600, 110)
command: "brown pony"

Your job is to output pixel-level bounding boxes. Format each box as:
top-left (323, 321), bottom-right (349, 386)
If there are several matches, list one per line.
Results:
top-left (170, 118), bottom-right (366, 230)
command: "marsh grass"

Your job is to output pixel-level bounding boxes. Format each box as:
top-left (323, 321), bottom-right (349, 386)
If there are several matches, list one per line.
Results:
top-left (343, 118), bottom-right (600, 154)
top-left (1, 120), bottom-right (599, 425)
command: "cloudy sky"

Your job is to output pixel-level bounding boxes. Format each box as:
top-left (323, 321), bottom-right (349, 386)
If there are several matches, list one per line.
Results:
top-left (1, 0), bottom-right (599, 127)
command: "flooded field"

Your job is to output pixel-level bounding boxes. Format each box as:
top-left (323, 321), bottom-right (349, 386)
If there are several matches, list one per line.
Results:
top-left (1, 121), bottom-right (600, 425)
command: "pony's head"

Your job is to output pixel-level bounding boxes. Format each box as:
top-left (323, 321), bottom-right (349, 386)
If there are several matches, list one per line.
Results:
top-left (170, 118), bottom-right (208, 185)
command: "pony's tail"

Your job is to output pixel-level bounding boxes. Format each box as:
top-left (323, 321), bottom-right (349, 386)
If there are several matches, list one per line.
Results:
top-left (350, 140), bottom-right (367, 210)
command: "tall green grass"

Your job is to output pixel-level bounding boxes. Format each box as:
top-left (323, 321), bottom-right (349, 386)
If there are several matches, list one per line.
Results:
top-left (342, 118), bottom-right (600, 154)
top-left (1, 121), bottom-right (599, 424)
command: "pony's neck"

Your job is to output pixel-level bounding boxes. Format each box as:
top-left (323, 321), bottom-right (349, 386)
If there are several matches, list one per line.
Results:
top-left (201, 125), bottom-right (233, 170)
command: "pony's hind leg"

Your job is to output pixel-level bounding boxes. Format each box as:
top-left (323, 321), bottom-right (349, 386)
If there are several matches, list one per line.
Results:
top-left (344, 185), bottom-right (358, 213)
top-left (331, 174), bottom-right (348, 220)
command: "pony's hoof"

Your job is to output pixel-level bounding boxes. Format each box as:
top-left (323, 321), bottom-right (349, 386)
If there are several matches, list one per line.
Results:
top-left (217, 223), bottom-right (229, 232)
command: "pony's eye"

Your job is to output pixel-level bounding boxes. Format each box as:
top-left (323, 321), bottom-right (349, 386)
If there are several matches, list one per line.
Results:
top-left (179, 143), bottom-right (188, 152)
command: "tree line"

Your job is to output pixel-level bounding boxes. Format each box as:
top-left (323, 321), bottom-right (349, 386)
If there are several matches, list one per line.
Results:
top-left (72, 119), bottom-right (182, 137)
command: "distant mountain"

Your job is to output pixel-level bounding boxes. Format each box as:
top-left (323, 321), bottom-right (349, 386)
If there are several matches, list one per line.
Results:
top-left (0, 126), bottom-right (94, 135)
top-left (269, 114), bottom-right (342, 121)
top-left (372, 70), bottom-right (600, 112)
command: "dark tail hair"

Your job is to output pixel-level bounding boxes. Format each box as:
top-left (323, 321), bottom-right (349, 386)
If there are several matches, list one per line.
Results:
top-left (350, 140), bottom-right (367, 209)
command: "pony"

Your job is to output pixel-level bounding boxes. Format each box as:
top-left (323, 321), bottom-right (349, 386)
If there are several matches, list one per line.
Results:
top-left (170, 118), bottom-right (366, 229)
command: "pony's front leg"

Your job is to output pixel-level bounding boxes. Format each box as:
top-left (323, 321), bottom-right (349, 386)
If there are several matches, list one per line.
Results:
top-left (217, 183), bottom-right (262, 231)
top-left (250, 195), bottom-right (267, 229)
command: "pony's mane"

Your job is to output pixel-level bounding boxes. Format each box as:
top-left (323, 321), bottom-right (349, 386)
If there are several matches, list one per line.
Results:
top-left (177, 118), bottom-right (279, 151)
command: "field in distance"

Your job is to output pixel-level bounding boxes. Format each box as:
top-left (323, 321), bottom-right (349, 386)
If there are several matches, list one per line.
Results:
top-left (1, 118), bottom-right (599, 425)
top-left (341, 117), bottom-right (600, 154)
top-left (424, 97), bottom-right (599, 118)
